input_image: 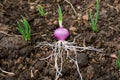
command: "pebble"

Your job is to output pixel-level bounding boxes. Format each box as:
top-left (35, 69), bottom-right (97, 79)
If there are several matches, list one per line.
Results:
top-left (69, 26), bottom-right (77, 32)
top-left (34, 60), bottom-right (46, 70)
top-left (82, 14), bottom-right (89, 20)
top-left (77, 53), bottom-right (88, 67)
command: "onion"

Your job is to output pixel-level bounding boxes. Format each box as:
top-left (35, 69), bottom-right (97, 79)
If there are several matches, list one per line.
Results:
top-left (54, 27), bottom-right (69, 40)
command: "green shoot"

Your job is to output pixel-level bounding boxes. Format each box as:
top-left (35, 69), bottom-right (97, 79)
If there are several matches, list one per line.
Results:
top-left (38, 5), bottom-right (45, 16)
top-left (116, 50), bottom-right (120, 71)
top-left (17, 16), bottom-right (31, 41)
top-left (57, 5), bottom-right (63, 27)
top-left (89, 0), bottom-right (99, 32)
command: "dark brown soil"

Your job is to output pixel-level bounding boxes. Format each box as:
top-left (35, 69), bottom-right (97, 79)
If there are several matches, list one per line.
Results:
top-left (0, 0), bottom-right (120, 80)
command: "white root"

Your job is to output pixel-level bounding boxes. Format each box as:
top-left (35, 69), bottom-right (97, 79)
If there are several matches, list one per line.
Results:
top-left (0, 67), bottom-right (15, 76)
top-left (36, 40), bottom-right (102, 80)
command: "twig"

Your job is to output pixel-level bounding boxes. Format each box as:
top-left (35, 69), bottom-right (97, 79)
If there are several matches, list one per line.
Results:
top-left (0, 31), bottom-right (23, 38)
top-left (64, 0), bottom-right (78, 16)
top-left (0, 31), bottom-right (12, 36)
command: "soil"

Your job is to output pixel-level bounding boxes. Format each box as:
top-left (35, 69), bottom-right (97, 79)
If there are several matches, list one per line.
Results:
top-left (0, 0), bottom-right (120, 80)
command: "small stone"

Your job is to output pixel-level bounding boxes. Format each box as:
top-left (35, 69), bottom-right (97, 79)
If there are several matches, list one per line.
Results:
top-left (77, 6), bottom-right (81, 9)
top-left (19, 46), bottom-right (33, 55)
top-left (77, 53), bottom-right (88, 67)
top-left (69, 26), bottom-right (77, 32)
top-left (82, 14), bottom-right (89, 20)
top-left (34, 61), bottom-right (46, 70)
top-left (110, 54), bottom-right (118, 59)
top-left (71, 15), bottom-right (76, 19)
top-left (53, 20), bottom-right (58, 25)
top-left (77, 15), bottom-right (82, 20)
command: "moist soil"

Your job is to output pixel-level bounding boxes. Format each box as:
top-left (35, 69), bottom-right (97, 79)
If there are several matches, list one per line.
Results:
top-left (0, 0), bottom-right (120, 80)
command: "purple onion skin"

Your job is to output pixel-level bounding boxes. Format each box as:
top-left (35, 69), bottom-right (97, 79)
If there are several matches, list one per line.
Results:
top-left (54, 27), bottom-right (69, 40)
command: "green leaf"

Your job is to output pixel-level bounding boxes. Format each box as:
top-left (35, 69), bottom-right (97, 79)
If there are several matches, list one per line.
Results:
top-left (17, 21), bottom-right (25, 36)
top-left (57, 5), bottom-right (62, 23)
top-left (95, 0), bottom-right (99, 24)
top-left (118, 50), bottom-right (120, 60)
top-left (17, 16), bottom-right (31, 41)
top-left (89, 0), bottom-right (99, 32)
top-left (89, 11), bottom-right (97, 32)
top-left (116, 60), bottom-right (120, 70)
top-left (38, 5), bottom-right (45, 16)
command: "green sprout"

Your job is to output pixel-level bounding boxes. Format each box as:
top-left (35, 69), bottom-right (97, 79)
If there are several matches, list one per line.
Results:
top-left (38, 5), bottom-right (45, 16)
top-left (116, 50), bottom-right (120, 71)
top-left (89, 0), bottom-right (99, 32)
top-left (17, 16), bottom-right (31, 41)
top-left (57, 5), bottom-right (63, 27)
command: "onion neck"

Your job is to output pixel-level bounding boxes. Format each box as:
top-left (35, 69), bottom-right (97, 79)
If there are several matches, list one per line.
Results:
top-left (59, 21), bottom-right (63, 28)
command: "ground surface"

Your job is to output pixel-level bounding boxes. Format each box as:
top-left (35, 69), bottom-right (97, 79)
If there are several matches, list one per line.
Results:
top-left (0, 0), bottom-right (120, 80)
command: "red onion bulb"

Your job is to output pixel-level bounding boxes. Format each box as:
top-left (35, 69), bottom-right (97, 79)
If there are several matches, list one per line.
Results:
top-left (54, 27), bottom-right (69, 40)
